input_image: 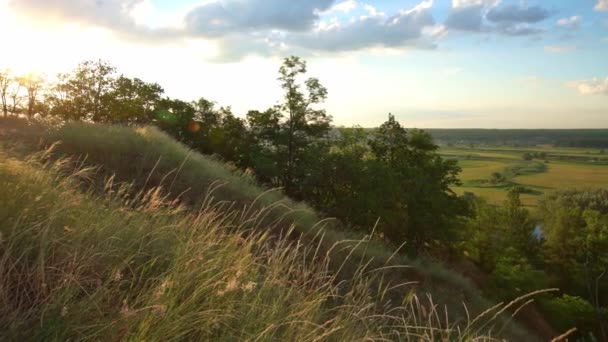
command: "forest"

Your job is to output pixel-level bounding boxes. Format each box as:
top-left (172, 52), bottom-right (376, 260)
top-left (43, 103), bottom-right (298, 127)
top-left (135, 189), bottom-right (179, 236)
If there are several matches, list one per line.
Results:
top-left (1, 57), bottom-right (607, 340)
top-left (429, 129), bottom-right (608, 148)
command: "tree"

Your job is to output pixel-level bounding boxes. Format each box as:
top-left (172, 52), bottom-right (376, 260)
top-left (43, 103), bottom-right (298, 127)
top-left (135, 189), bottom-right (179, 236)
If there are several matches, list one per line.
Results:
top-left (108, 75), bottom-right (164, 124)
top-left (154, 98), bottom-right (197, 142)
top-left (248, 56), bottom-right (332, 197)
top-left (8, 80), bottom-right (22, 116)
top-left (369, 114), bottom-right (464, 255)
top-left (49, 60), bottom-right (116, 121)
top-left (540, 189), bottom-right (608, 340)
top-left (277, 56), bottom-right (331, 195)
top-left (17, 73), bottom-right (45, 119)
top-left (247, 108), bottom-right (283, 185)
top-left (0, 69), bottom-right (11, 118)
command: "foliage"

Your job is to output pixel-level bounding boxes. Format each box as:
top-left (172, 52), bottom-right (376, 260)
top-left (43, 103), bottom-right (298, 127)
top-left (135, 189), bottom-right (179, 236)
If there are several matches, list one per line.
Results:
top-left (247, 56), bottom-right (331, 196)
top-left (540, 295), bottom-right (606, 341)
top-left (538, 190), bottom-right (608, 340)
top-left (0, 126), bottom-right (536, 341)
top-left (487, 248), bottom-right (549, 301)
top-left (465, 190), bottom-right (540, 271)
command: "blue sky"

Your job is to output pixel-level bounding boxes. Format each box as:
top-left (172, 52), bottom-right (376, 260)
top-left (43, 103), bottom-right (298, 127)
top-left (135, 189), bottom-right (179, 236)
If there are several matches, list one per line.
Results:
top-left (1, 0), bottom-right (607, 128)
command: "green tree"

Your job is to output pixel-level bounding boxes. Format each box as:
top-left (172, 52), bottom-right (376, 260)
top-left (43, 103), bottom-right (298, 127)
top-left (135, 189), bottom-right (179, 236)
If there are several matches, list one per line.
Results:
top-left (370, 114), bottom-right (463, 254)
top-left (107, 76), bottom-right (164, 124)
top-left (154, 98), bottom-right (197, 142)
top-left (247, 108), bottom-right (283, 185)
top-left (540, 189), bottom-right (608, 340)
top-left (248, 56), bottom-right (331, 196)
top-left (49, 60), bottom-right (116, 121)
top-left (277, 56), bottom-right (331, 195)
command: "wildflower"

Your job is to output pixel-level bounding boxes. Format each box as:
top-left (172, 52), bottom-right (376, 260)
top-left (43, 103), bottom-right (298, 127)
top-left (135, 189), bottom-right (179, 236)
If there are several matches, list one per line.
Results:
top-left (153, 279), bottom-right (173, 300)
top-left (217, 278), bottom-right (240, 296)
top-left (112, 270), bottom-right (123, 282)
top-left (243, 281), bottom-right (257, 292)
top-left (226, 278), bottom-right (239, 292)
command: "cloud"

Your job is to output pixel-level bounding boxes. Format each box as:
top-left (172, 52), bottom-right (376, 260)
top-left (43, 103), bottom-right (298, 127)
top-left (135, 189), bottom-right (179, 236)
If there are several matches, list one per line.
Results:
top-left (496, 23), bottom-right (543, 36)
top-left (445, 5), bottom-right (485, 32)
top-left (326, 0), bottom-right (358, 14)
top-left (556, 16), bottom-right (582, 30)
top-left (290, 3), bottom-right (436, 52)
top-left (569, 78), bottom-right (608, 96)
top-left (184, 0), bottom-right (335, 36)
top-left (544, 45), bottom-right (576, 53)
top-left (9, 0), bottom-right (141, 30)
top-left (486, 4), bottom-right (550, 24)
top-left (8, 0), bottom-right (437, 60)
top-left (596, 0), bottom-right (608, 11)
top-left (445, 2), bottom-right (549, 36)
top-left (9, 0), bottom-right (182, 42)
top-left (452, 0), bottom-right (500, 8)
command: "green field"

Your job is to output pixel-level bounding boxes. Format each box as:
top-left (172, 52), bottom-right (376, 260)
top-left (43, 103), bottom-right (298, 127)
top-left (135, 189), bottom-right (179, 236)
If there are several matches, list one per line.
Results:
top-left (443, 146), bottom-right (608, 208)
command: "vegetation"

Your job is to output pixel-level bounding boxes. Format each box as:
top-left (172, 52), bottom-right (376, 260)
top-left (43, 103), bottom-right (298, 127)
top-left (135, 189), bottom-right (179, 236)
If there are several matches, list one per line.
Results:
top-left (429, 129), bottom-right (608, 148)
top-left (2, 55), bottom-right (607, 340)
top-left (446, 145), bottom-right (608, 207)
top-left (459, 189), bottom-right (608, 340)
top-left (0, 122), bottom-right (541, 341)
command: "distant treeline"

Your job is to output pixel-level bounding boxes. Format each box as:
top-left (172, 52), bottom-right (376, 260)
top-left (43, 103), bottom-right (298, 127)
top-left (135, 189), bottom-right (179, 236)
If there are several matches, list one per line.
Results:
top-left (427, 129), bottom-right (608, 148)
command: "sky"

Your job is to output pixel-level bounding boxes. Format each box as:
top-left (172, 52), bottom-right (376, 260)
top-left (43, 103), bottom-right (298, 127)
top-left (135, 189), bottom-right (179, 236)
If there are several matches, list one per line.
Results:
top-left (1, 0), bottom-right (607, 128)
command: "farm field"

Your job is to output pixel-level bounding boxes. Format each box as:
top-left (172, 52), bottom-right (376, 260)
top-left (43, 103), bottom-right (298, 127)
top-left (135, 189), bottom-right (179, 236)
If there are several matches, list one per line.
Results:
top-left (442, 145), bottom-right (608, 208)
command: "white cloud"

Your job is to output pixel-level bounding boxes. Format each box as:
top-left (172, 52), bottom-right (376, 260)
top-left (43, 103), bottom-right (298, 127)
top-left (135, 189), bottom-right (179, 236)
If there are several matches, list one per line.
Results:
top-left (363, 4), bottom-right (385, 17)
top-left (326, 0), bottom-right (357, 14)
top-left (556, 16), bottom-right (581, 30)
top-left (10, 0), bottom-right (142, 30)
top-left (596, 0), bottom-right (608, 11)
top-left (569, 78), bottom-right (608, 96)
top-left (452, 0), bottom-right (500, 9)
top-left (292, 2), bottom-right (435, 52)
top-left (8, 0), bottom-right (442, 61)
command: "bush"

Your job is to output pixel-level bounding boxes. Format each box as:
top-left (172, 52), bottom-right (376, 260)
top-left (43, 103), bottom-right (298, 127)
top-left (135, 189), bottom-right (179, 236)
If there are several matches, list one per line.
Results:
top-left (487, 248), bottom-right (549, 301)
top-left (540, 295), bottom-right (605, 340)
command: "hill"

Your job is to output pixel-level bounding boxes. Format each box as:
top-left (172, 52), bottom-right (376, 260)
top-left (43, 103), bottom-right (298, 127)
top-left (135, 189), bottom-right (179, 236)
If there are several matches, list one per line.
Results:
top-left (0, 117), bottom-right (544, 340)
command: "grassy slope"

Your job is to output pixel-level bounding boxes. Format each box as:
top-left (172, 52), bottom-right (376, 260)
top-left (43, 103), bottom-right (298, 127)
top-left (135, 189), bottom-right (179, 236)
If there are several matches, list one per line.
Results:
top-left (0, 118), bottom-right (539, 340)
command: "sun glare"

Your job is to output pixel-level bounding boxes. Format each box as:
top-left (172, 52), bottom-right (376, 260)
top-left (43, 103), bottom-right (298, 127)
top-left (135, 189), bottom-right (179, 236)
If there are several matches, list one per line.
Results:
top-left (0, 4), bottom-right (114, 76)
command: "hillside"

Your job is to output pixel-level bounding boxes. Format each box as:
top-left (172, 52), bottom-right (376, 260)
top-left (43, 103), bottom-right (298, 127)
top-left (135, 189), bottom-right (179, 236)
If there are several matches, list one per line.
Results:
top-left (0, 118), bottom-right (546, 341)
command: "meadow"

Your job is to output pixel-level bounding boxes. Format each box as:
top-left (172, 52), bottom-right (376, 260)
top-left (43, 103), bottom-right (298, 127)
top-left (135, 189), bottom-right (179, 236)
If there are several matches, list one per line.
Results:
top-left (442, 145), bottom-right (608, 208)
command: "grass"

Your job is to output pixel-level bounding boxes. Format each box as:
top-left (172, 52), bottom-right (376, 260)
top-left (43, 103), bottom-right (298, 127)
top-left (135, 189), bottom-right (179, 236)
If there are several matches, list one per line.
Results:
top-left (456, 160), bottom-right (510, 182)
top-left (516, 163), bottom-right (608, 189)
top-left (0, 118), bottom-right (550, 340)
top-left (442, 145), bottom-right (608, 208)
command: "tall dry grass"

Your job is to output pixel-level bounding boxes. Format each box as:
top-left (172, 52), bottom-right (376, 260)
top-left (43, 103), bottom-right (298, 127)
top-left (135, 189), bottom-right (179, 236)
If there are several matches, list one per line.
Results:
top-left (0, 145), bottom-right (548, 341)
